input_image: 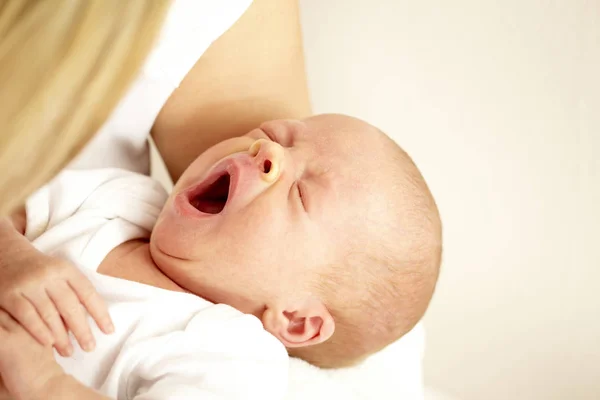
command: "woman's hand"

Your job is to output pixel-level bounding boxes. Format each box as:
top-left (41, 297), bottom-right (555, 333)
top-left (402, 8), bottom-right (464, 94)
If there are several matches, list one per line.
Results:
top-left (0, 247), bottom-right (114, 356)
top-left (0, 309), bottom-right (64, 400)
top-left (0, 215), bottom-right (114, 356)
top-left (0, 377), bottom-right (13, 400)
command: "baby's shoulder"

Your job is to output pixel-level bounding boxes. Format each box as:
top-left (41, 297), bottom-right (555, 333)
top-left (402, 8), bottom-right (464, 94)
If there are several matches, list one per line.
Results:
top-left (25, 168), bottom-right (167, 262)
top-left (31, 168), bottom-right (166, 221)
top-left (185, 303), bottom-right (287, 357)
top-left (124, 303), bottom-right (288, 399)
top-left (59, 168), bottom-right (166, 227)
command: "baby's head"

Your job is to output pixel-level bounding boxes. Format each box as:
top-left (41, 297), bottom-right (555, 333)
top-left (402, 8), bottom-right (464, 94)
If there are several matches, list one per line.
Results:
top-left (151, 114), bottom-right (442, 368)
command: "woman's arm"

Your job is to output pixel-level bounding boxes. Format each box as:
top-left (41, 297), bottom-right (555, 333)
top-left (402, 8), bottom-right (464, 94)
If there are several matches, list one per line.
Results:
top-left (0, 307), bottom-right (110, 400)
top-left (151, 0), bottom-right (312, 182)
top-left (42, 376), bottom-right (110, 400)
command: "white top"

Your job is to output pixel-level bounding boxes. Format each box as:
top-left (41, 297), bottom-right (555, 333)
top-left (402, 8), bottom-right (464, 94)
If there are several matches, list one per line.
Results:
top-left (69, 0), bottom-right (253, 174)
top-left (25, 169), bottom-right (288, 400)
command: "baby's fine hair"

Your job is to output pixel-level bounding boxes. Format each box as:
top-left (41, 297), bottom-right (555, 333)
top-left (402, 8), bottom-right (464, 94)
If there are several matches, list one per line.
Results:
top-left (290, 130), bottom-right (442, 368)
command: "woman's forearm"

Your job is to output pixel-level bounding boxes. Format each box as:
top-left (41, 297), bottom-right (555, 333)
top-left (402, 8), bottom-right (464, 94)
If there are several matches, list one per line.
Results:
top-left (1, 206), bottom-right (26, 235)
top-left (42, 375), bottom-right (110, 400)
top-left (0, 377), bottom-right (11, 400)
top-left (0, 216), bottom-right (30, 268)
top-left (0, 208), bottom-right (33, 270)
top-left (1, 374), bottom-right (109, 400)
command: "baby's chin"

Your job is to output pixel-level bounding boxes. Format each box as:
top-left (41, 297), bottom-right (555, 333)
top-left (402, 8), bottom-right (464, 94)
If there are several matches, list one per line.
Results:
top-left (148, 230), bottom-right (201, 283)
top-left (148, 233), bottom-right (266, 315)
top-left (150, 206), bottom-right (197, 261)
top-left (148, 225), bottom-right (178, 264)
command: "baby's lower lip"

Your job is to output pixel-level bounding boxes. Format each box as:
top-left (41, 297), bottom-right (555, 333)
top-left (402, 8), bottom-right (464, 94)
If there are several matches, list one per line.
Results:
top-left (174, 192), bottom-right (216, 219)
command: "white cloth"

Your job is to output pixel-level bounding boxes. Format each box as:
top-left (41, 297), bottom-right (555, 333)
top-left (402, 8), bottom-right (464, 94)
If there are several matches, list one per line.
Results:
top-left (25, 169), bottom-right (288, 400)
top-left (286, 324), bottom-right (425, 400)
top-left (69, 0), bottom-right (253, 174)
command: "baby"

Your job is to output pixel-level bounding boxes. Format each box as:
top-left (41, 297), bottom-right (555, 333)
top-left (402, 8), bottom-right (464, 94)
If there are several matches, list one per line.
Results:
top-left (0, 114), bottom-right (441, 399)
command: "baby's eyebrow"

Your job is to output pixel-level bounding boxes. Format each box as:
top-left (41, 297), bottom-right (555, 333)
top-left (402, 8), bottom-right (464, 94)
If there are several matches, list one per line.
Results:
top-left (307, 165), bottom-right (335, 195)
top-left (302, 169), bottom-right (341, 220)
top-left (312, 162), bottom-right (334, 180)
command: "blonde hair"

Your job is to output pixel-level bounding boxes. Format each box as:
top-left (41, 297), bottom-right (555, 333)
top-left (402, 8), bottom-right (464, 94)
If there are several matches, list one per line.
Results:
top-left (0, 0), bottom-right (171, 216)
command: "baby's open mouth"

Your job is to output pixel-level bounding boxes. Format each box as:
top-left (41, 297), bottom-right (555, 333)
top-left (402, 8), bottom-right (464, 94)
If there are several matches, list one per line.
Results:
top-left (188, 172), bottom-right (231, 214)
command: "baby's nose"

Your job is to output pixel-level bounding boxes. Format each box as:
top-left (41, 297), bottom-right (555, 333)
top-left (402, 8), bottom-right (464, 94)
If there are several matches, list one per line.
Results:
top-left (248, 139), bottom-right (283, 182)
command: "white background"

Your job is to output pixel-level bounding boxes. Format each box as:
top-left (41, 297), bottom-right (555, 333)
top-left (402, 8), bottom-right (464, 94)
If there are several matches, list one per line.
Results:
top-left (299, 1), bottom-right (600, 399)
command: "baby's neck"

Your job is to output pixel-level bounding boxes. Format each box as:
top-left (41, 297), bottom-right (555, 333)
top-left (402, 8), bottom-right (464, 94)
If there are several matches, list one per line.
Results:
top-left (97, 239), bottom-right (187, 293)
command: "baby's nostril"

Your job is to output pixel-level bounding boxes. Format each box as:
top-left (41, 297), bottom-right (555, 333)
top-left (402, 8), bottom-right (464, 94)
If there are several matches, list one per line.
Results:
top-left (263, 160), bottom-right (272, 174)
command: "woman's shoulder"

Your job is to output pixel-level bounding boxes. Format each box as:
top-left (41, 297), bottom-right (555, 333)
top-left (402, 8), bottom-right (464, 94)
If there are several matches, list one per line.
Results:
top-left (69, 0), bottom-right (253, 174)
top-left (147, 0), bottom-right (253, 88)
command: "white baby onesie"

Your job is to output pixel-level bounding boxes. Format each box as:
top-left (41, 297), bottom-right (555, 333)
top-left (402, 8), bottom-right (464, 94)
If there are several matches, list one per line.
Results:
top-left (25, 169), bottom-right (288, 400)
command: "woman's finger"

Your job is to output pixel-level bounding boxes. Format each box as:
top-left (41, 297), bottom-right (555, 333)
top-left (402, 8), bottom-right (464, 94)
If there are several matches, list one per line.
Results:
top-left (67, 271), bottom-right (114, 334)
top-left (46, 282), bottom-right (95, 353)
top-left (4, 293), bottom-right (53, 346)
top-left (0, 309), bottom-right (17, 331)
top-left (26, 290), bottom-right (72, 356)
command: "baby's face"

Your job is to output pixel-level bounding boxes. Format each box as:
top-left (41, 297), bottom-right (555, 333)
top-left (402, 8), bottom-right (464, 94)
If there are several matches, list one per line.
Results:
top-left (150, 114), bottom-right (383, 315)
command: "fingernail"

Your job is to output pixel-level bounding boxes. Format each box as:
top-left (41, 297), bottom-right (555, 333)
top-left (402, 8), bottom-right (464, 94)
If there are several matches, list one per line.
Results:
top-left (83, 340), bottom-right (95, 352)
top-left (105, 321), bottom-right (115, 334)
top-left (65, 345), bottom-right (74, 356)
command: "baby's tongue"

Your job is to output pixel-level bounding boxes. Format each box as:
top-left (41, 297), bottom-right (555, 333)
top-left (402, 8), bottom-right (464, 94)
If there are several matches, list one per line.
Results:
top-left (190, 198), bottom-right (226, 214)
top-left (190, 172), bottom-right (230, 214)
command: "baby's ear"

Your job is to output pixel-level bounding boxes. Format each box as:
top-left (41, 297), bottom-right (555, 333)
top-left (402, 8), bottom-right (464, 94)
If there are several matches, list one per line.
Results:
top-left (261, 300), bottom-right (335, 348)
